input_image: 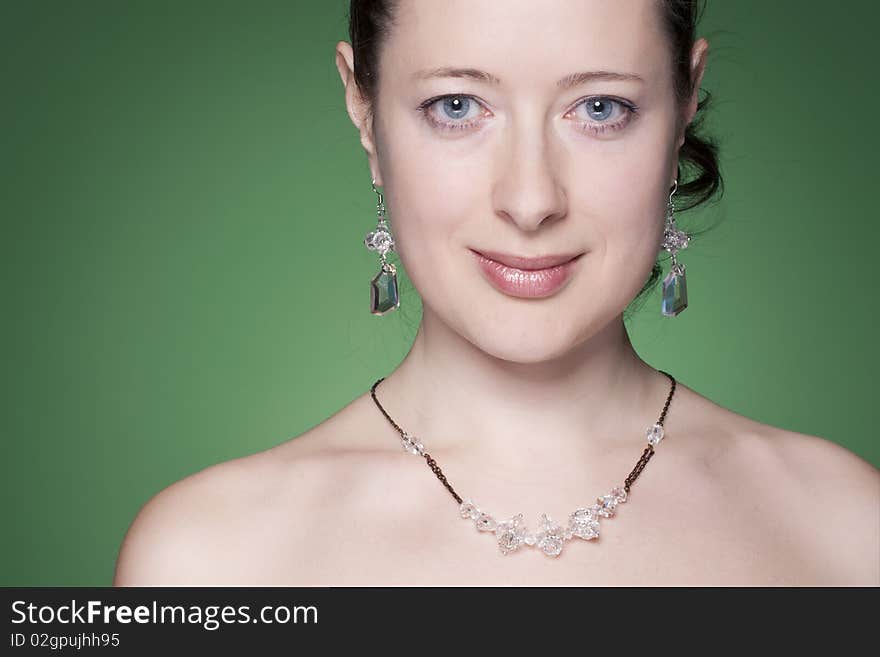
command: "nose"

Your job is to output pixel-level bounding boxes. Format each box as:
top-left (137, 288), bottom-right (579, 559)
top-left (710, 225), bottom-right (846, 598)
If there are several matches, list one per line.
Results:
top-left (491, 122), bottom-right (567, 231)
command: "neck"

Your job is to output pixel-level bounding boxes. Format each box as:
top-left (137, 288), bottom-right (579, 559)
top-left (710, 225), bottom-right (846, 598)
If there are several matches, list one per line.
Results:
top-left (373, 307), bottom-right (672, 479)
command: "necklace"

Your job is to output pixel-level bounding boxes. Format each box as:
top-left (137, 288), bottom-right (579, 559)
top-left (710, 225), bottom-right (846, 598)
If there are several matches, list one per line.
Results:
top-left (369, 370), bottom-right (677, 558)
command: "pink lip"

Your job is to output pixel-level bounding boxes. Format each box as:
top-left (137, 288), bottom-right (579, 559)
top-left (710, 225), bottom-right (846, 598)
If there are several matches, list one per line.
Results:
top-left (470, 249), bottom-right (583, 298)
top-left (472, 249), bottom-right (581, 270)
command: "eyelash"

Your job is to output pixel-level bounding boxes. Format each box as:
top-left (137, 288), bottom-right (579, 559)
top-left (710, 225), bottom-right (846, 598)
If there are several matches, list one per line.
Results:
top-left (416, 94), bottom-right (640, 135)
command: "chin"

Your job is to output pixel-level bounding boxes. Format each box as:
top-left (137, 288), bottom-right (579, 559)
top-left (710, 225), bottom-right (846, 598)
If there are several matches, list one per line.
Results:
top-left (464, 320), bottom-right (583, 365)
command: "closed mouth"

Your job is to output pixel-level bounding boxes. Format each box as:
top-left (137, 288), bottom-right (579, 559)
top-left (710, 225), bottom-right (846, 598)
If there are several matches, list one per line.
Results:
top-left (469, 249), bottom-right (583, 270)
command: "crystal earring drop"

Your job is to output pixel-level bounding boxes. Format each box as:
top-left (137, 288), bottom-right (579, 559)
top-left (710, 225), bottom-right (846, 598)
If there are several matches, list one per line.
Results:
top-left (363, 178), bottom-right (400, 315)
top-left (660, 179), bottom-right (690, 317)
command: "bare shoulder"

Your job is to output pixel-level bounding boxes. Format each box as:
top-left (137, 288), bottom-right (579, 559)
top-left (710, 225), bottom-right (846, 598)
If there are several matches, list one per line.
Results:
top-left (677, 383), bottom-right (879, 584)
top-left (760, 425), bottom-right (880, 584)
top-left (113, 454), bottom-right (275, 585)
top-left (112, 406), bottom-right (362, 586)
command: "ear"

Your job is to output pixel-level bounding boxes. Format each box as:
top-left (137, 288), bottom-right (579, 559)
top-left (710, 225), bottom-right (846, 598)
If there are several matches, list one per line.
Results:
top-left (335, 40), bottom-right (383, 186)
top-left (677, 37), bottom-right (710, 150)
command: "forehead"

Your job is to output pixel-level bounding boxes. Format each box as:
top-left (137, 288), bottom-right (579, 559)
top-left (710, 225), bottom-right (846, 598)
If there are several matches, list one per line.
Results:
top-left (383, 0), bottom-right (668, 89)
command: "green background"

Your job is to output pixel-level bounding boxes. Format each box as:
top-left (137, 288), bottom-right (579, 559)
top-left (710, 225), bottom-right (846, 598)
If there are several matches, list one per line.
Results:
top-left (2, 1), bottom-right (877, 586)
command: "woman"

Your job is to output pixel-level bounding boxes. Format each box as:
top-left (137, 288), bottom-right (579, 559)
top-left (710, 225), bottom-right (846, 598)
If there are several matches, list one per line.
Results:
top-left (113, 0), bottom-right (879, 586)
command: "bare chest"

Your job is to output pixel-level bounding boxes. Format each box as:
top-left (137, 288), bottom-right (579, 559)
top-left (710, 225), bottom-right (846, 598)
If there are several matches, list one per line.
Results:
top-left (243, 484), bottom-right (823, 586)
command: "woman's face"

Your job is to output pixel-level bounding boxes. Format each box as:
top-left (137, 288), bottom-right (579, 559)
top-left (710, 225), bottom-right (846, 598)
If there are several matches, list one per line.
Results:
top-left (360, 0), bottom-right (700, 363)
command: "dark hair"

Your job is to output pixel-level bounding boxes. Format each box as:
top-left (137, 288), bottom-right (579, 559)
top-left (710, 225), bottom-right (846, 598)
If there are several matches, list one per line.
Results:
top-left (348, 0), bottom-right (722, 320)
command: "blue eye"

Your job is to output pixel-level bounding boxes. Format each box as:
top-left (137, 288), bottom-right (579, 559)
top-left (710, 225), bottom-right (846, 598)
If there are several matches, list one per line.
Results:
top-left (439, 96), bottom-right (473, 120)
top-left (586, 99), bottom-right (615, 121)
top-left (418, 94), bottom-right (485, 131)
top-left (569, 96), bottom-right (639, 135)
top-left (569, 97), bottom-right (632, 124)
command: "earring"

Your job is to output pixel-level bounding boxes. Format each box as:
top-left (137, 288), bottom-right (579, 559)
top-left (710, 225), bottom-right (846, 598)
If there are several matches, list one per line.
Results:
top-left (660, 178), bottom-right (690, 317)
top-left (363, 178), bottom-right (400, 315)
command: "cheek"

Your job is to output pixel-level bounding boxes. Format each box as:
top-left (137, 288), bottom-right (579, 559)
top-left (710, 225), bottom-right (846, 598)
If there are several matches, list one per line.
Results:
top-left (376, 125), bottom-right (480, 279)
top-left (582, 131), bottom-right (673, 270)
top-left (598, 166), bottom-right (666, 251)
top-left (376, 172), bottom-right (474, 308)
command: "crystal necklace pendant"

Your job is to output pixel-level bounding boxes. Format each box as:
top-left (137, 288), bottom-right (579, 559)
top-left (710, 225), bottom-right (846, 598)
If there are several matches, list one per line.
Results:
top-left (457, 469), bottom-right (635, 557)
top-left (458, 488), bottom-right (626, 557)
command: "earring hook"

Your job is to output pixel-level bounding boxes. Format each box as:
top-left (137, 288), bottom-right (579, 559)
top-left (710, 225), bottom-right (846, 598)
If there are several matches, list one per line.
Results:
top-left (668, 179), bottom-right (678, 205)
top-left (371, 178), bottom-right (383, 208)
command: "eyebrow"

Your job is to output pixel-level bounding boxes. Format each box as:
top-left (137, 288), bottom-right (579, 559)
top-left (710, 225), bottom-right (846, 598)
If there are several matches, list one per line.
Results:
top-left (412, 67), bottom-right (644, 89)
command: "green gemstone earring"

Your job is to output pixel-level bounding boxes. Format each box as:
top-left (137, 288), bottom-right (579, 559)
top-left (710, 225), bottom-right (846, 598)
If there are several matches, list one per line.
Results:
top-left (363, 178), bottom-right (400, 315)
top-left (660, 178), bottom-right (690, 317)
